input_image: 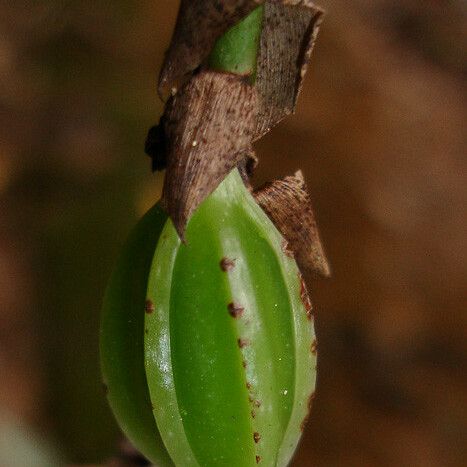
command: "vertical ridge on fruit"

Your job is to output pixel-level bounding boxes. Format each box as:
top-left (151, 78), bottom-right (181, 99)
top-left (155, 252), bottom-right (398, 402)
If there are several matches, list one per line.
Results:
top-left (100, 204), bottom-right (173, 466)
top-left (144, 170), bottom-right (316, 466)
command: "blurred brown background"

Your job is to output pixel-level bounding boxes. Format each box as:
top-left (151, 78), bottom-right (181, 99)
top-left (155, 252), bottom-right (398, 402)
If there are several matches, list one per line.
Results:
top-left (0, 0), bottom-right (465, 465)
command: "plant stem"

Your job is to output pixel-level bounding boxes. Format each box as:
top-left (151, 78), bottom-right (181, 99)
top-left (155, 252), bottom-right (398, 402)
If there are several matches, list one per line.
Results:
top-left (207, 5), bottom-right (264, 198)
top-left (207, 5), bottom-right (264, 81)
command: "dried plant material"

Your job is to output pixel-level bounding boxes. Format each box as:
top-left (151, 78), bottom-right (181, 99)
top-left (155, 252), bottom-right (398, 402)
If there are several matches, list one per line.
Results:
top-left (162, 71), bottom-right (257, 238)
top-left (158, 0), bottom-right (263, 95)
top-left (254, 1), bottom-right (324, 139)
top-left (159, 1), bottom-right (324, 141)
top-left (254, 171), bottom-right (330, 277)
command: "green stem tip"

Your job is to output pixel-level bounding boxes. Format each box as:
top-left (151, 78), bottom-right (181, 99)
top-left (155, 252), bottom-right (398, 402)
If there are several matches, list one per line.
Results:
top-left (208, 5), bottom-right (264, 81)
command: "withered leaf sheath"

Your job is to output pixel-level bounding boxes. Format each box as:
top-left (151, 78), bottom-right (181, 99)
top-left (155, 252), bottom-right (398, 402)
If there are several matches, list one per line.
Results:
top-left (161, 71), bottom-right (257, 238)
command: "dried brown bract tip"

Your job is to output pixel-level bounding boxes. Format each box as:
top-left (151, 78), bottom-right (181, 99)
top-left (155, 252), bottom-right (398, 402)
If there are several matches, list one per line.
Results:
top-left (161, 71), bottom-right (257, 238)
top-left (254, 170), bottom-right (330, 277)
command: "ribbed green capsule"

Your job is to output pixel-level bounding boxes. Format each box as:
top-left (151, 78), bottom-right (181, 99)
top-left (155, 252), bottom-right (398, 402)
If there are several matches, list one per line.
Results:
top-left (100, 169), bottom-right (317, 466)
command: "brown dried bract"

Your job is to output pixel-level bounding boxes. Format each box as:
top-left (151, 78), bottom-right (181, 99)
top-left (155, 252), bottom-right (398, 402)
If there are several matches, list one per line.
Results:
top-left (254, 1), bottom-right (323, 139)
top-left (161, 71), bottom-right (257, 238)
top-left (158, 0), bottom-right (263, 95)
top-left (253, 432), bottom-right (261, 443)
top-left (254, 170), bottom-right (330, 277)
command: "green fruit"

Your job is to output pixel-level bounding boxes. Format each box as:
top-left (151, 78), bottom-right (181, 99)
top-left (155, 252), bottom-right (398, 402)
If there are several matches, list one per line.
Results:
top-left (100, 169), bottom-right (316, 466)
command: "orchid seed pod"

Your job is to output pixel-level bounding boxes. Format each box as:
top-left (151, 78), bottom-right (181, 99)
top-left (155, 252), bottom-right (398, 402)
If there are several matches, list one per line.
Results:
top-left (101, 170), bottom-right (317, 466)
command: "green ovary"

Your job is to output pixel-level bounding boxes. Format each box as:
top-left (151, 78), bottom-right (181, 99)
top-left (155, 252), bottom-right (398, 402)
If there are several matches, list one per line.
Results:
top-left (101, 170), bottom-right (316, 467)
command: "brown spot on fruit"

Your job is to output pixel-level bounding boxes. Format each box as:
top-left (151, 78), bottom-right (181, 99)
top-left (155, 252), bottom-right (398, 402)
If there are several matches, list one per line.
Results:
top-left (254, 432), bottom-right (261, 443)
top-left (237, 338), bottom-right (250, 348)
top-left (311, 339), bottom-right (317, 355)
top-left (228, 302), bottom-right (244, 318)
top-left (298, 274), bottom-right (313, 320)
top-left (242, 360), bottom-right (248, 369)
top-left (145, 299), bottom-right (155, 314)
top-left (251, 410), bottom-right (256, 418)
top-left (246, 382), bottom-right (252, 390)
top-left (220, 257), bottom-right (236, 271)
top-left (256, 455), bottom-right (261, 464)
